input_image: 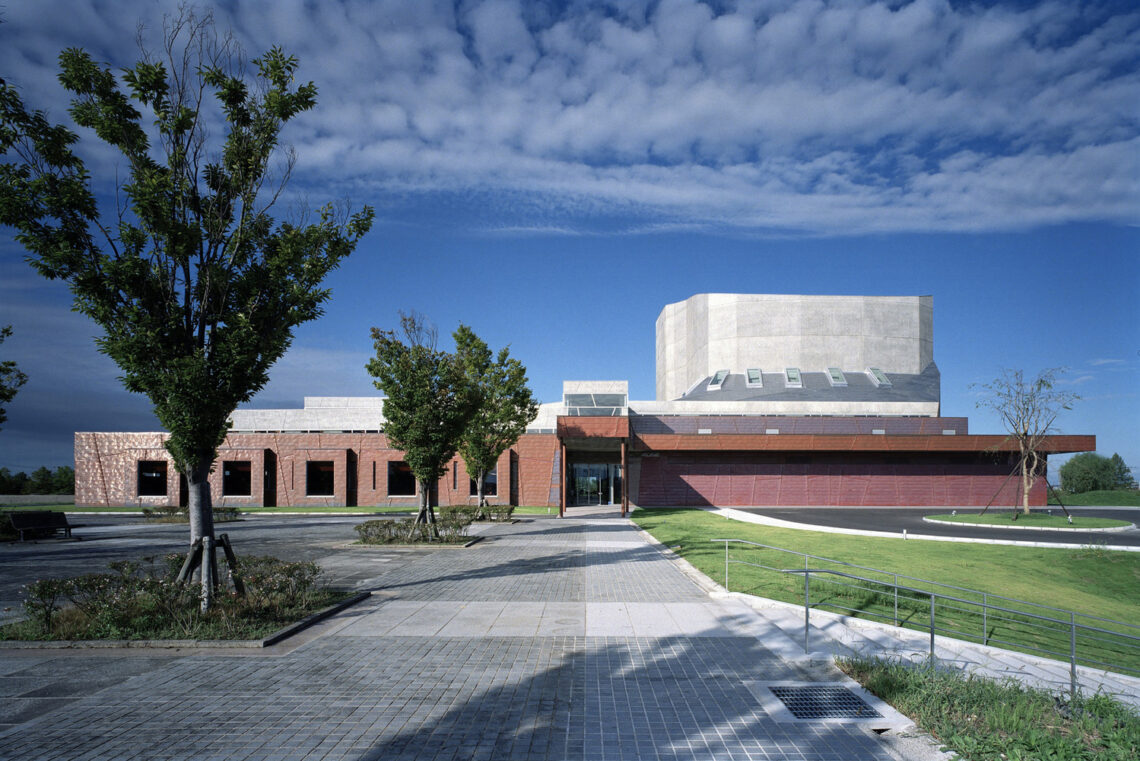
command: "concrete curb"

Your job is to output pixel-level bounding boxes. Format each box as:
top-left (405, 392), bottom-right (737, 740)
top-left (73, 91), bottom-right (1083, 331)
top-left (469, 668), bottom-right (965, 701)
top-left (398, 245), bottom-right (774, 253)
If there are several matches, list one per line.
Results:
top-left (712, 506), bottom-right (1140, 552)
top-left (0, 591), bottom-right (372, 650)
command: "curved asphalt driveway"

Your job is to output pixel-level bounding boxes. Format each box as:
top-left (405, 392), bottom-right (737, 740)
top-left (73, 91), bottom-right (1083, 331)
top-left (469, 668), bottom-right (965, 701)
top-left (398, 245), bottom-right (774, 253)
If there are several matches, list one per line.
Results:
top-left (733, 506), bottom-right (1140, 547)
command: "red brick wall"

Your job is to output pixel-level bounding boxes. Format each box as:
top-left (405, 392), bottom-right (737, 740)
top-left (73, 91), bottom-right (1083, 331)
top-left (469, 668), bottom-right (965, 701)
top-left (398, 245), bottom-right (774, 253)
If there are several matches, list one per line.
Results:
top-left (514, 433), bottom-right (560, 507)
top-left (635, 452), bottom-right (1044, 507)
top-left (75, 431), bottom-right (559, 508)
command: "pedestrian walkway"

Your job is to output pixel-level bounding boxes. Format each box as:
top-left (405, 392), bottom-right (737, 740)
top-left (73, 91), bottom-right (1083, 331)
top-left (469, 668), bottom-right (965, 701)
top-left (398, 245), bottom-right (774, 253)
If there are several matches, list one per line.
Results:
top-left (0, 513), bottom-right (942, 761)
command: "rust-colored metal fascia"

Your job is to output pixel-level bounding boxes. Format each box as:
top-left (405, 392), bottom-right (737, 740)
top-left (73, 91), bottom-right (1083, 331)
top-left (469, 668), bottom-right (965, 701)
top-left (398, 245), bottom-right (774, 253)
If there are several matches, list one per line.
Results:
top-left (632, 433), bottom-right (1095, 454)
top-left (557, 416), bottom-right (630, 439)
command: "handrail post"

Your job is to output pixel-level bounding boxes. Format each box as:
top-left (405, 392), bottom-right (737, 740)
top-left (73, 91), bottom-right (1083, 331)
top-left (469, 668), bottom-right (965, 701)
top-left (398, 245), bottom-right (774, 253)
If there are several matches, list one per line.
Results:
top-left (724, 541), bottom-right (729, 590)
top-left (893, 574), bottom-right (898, 626)
top-left (804, 569), bottom-right (811, 654)
top-left (929, 593), bottom-right (936, 663)
top-left (982, 593), bottom-right (988, 646)
top-left (1070, 612), bottom-right (1077, 703)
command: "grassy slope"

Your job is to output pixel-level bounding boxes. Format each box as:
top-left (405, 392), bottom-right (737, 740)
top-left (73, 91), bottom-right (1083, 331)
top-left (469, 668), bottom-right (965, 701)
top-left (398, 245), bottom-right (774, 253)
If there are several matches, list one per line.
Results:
top-left (1049, 490), bottom-right (1140, 506)
top-left (928, 512), bottom-right (1130, 528)
top-left (631, 508), bottom-right (1140, 625)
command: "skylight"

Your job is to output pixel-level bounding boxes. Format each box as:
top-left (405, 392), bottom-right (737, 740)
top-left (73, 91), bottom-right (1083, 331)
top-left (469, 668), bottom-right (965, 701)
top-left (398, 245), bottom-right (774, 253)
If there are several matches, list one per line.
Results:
top-left (785, 367), bottom-right (802, 389)
top-left (707, 369), bottom-right (729, 391)
top-left (867, 367), bottom-right (892, 388)
top-left (746, 368), bottom-right (763, 388)
top-left (827, 367), bottom-right (847, 387)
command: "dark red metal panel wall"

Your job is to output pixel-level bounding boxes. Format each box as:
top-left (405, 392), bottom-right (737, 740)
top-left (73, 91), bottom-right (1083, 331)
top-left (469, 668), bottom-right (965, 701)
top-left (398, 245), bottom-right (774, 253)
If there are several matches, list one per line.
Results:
top-left (635, 452), bottom-right (1043, 507)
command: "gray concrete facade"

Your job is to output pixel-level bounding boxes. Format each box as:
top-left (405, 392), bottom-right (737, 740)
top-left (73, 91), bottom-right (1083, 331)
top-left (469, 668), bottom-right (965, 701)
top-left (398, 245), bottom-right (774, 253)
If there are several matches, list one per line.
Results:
top-left (656, 294), bottom-right (934, 402)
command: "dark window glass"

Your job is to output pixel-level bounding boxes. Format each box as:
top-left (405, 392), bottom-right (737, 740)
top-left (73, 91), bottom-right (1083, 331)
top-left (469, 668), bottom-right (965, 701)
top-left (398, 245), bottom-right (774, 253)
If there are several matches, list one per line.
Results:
top-left (306, 461), bottom-right (335, 496)
top-left (387, 461), bottom-right (416, 496)
top-left (137, 461), bottom-right (168, 497)
top-left (222, 460), bottom-right (252, 496)
top-left (470, 466), bottom-right (498, 496)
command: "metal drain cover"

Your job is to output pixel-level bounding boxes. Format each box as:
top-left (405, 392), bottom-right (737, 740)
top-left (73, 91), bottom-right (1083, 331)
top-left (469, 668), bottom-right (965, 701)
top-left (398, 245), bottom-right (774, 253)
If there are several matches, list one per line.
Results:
top-left (745, 681), bottom-right (911, 730)
top-left (768, 685), bottom-right (883, 719)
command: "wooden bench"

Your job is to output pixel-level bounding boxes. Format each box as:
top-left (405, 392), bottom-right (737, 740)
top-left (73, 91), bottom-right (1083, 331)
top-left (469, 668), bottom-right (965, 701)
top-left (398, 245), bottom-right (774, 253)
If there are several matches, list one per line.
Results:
top-left (7, 510), bottom-right (73, 541)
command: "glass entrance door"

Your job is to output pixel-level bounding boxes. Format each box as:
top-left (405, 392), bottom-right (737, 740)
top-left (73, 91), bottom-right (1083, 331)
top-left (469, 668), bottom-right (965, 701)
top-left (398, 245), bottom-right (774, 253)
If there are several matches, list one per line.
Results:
top-left (569, 463), bottom-right (622, 505)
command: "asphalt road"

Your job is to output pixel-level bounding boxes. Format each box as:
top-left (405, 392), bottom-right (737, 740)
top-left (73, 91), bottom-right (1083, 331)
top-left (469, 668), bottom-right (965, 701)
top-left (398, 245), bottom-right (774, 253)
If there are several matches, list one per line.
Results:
top-left (734, 506), bottom-right (1140, 547)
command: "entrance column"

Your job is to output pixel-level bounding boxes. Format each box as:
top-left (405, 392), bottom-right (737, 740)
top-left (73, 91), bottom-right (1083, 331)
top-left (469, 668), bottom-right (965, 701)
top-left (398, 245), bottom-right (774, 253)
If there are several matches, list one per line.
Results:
top-left (558, 439), bottom-right (566, 518)
top-left (621, 439), bottom-right (628, 517)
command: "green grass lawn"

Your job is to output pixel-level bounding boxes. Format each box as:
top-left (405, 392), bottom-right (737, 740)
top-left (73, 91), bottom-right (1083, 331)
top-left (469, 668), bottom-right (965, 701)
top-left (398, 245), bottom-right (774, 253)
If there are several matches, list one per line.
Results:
top-left (840, 656), bottom-right (1140, 760)
top-left (632, 507), bottom-right (1140, 674)
top-left (1049, 489), bottom-right (1140, 507)
top-left (928, 512), bottom-right (1131, 529)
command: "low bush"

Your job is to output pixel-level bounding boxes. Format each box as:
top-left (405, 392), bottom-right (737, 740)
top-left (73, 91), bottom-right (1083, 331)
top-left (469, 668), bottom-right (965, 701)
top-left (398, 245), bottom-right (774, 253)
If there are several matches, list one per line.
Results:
top-left (440, 505), bottom-right (515, 522)
top-left (0, 511), bottom-right (17, 541)
top-left (142, 505), bottom-right (240, 522)
top-left (355, 515), bottom-right (472, 544)
top-left (839, 655), bottom-right (1140, 760)
top-left (2, 554), bottom-right (345, 641)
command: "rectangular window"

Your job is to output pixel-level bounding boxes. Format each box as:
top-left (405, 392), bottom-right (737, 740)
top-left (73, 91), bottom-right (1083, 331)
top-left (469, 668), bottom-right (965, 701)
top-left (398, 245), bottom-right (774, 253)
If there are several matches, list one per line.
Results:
top-left (453, 466), bottom-right (457, 490)
top-left (827, 367), bottom-right (847, 387)
top-left (470, 466), bottom-right (498, 497)
top-left (222, 460), bottom-right (252, 496)
top-left (137, 461), bottom-right (168, 497)
top-left (306, 461), bottom-right (335, 496)
top-left (784, 368), bottom-right (802, 389)
top-left (746, 368), bottom-right (763, 388)
top-left (707, 369), bottom-right (729, 391)
top-left (387, 461), bottom-right (416, 497)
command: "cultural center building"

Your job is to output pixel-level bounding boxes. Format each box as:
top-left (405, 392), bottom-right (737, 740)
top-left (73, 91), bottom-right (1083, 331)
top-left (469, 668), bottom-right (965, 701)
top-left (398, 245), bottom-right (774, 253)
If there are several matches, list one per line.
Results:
top-left (75, 294), bottom-right (1094, 514)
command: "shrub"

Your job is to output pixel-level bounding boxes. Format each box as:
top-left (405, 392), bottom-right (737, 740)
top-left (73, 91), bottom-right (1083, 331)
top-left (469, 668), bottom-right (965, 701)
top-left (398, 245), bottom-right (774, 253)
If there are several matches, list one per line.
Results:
top-left (440, 504), bottom-right (515, 522)
top-left (355, 515), bottom-right (472, 544)
top-left (8, 553), bottom-right (340, 641)
top-left (142, 506), bottom-right (240, 522)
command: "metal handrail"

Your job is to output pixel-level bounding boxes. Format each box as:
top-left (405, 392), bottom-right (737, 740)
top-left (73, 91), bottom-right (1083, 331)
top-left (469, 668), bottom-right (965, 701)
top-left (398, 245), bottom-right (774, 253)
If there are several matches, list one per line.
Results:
top-left (712, 538), bottom-right (1140, 700)
top-left (713, 537), bottom-right (1140, 629)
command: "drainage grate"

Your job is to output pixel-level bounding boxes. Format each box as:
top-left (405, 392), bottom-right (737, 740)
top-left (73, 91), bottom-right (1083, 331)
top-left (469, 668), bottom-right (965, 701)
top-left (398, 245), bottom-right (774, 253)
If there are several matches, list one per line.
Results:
top-left (768, 685), bottom-right (884, 720)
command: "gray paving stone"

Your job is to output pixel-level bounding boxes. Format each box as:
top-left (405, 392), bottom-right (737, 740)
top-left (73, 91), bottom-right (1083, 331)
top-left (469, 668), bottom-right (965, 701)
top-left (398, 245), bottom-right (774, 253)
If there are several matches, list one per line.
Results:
top-left (0, 515), bottom-right (918, 760)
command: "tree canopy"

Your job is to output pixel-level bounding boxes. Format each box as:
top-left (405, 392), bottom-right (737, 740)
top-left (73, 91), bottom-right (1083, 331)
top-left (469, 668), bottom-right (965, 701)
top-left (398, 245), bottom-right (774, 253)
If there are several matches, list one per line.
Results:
top-left (973, 368), bottom-right (1078, 513)
top-left (366, 314), bottom-right (480, 528)
top-left (0, 326), bottom-right (28, 431)
top-left (455, 325), bottom-right (537, 507)
top-left (0, 11), bottom-right (372, 606)
top-left (1060, 452), bottom-right (1135, 493)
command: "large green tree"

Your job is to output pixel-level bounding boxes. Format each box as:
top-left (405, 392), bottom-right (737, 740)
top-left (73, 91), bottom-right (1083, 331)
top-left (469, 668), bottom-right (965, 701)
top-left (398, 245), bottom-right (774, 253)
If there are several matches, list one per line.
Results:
top-left (1060, 452), bottom-right (1134, 493)
top-left (0, 13), bottom-right (372, 608)
top-left (366, 314), bottom-right (480, 532)
top-left (455, 326), bottom-right (537, 507)
top-left (0, 326), bottom-right (28, 430)
top-left (974, 368), bottom-right (1078, 514)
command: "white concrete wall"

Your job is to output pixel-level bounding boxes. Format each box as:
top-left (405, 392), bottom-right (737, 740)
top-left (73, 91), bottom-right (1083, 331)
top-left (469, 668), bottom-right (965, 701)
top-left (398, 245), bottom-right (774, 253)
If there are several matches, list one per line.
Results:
top-left (655, 294), bottom-right (934, 400)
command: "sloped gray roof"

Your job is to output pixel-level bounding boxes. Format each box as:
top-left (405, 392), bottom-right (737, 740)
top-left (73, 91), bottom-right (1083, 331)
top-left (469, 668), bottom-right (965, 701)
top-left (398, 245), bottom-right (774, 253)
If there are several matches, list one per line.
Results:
top-left (677, 363), bottom-right (940, 404)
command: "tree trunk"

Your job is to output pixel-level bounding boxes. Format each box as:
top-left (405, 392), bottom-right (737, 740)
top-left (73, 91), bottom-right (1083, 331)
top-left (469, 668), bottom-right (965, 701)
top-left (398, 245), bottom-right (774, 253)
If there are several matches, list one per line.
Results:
top-left (185, 457), bottom-right (216, 611)
top-left (476, 469), bottom-right (485, 508)
top-left (1020, 453), bottom-right (1031, 515)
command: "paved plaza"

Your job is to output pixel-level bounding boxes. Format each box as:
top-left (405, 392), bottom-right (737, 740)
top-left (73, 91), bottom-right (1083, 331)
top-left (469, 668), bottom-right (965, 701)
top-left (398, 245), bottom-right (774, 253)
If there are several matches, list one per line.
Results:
top-left (0, 511), bottom-right (936, 760)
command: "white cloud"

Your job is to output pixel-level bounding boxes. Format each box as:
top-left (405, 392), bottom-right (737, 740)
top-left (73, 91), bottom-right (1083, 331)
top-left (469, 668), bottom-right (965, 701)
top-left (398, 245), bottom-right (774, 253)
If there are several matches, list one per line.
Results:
top-left (1090, 358), bottom-right (1126, 366)
top-left (1, 0), bottom-right (1138, 234)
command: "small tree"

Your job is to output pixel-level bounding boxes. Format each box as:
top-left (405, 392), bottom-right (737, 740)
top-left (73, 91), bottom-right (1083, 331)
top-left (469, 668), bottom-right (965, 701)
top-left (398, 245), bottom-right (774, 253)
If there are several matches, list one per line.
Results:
top-left (455, 326), bottom-right (537, 507)
top-left (0, 326), bottom-right (28, 431)
top-left (52, 465), bottom-right (76, 495)
top-left (974, 368), bottom-right (1078, 514)
top-left (0, 12), bottom-right (372, 608)
top-left (1109, 453), bottom-right (1135, 490)
top-left (366, 314), bottom-right (479, 533)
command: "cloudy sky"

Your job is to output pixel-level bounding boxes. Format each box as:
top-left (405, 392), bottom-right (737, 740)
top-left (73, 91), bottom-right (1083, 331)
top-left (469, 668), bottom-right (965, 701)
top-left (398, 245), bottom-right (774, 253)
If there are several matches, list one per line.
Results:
top-left (1, 0), bottom-right (1137, 478)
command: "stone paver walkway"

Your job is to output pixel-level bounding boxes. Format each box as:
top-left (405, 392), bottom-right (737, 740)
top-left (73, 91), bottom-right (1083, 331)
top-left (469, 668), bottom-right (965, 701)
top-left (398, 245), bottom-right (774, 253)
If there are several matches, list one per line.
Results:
top-left (0, 513), bottom-right (930, 760)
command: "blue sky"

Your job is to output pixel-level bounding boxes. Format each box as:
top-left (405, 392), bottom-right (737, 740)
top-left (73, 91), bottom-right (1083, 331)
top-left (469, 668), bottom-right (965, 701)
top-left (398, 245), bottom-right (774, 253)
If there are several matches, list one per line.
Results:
top-left (1, 0), bottom-right (1137, 480)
